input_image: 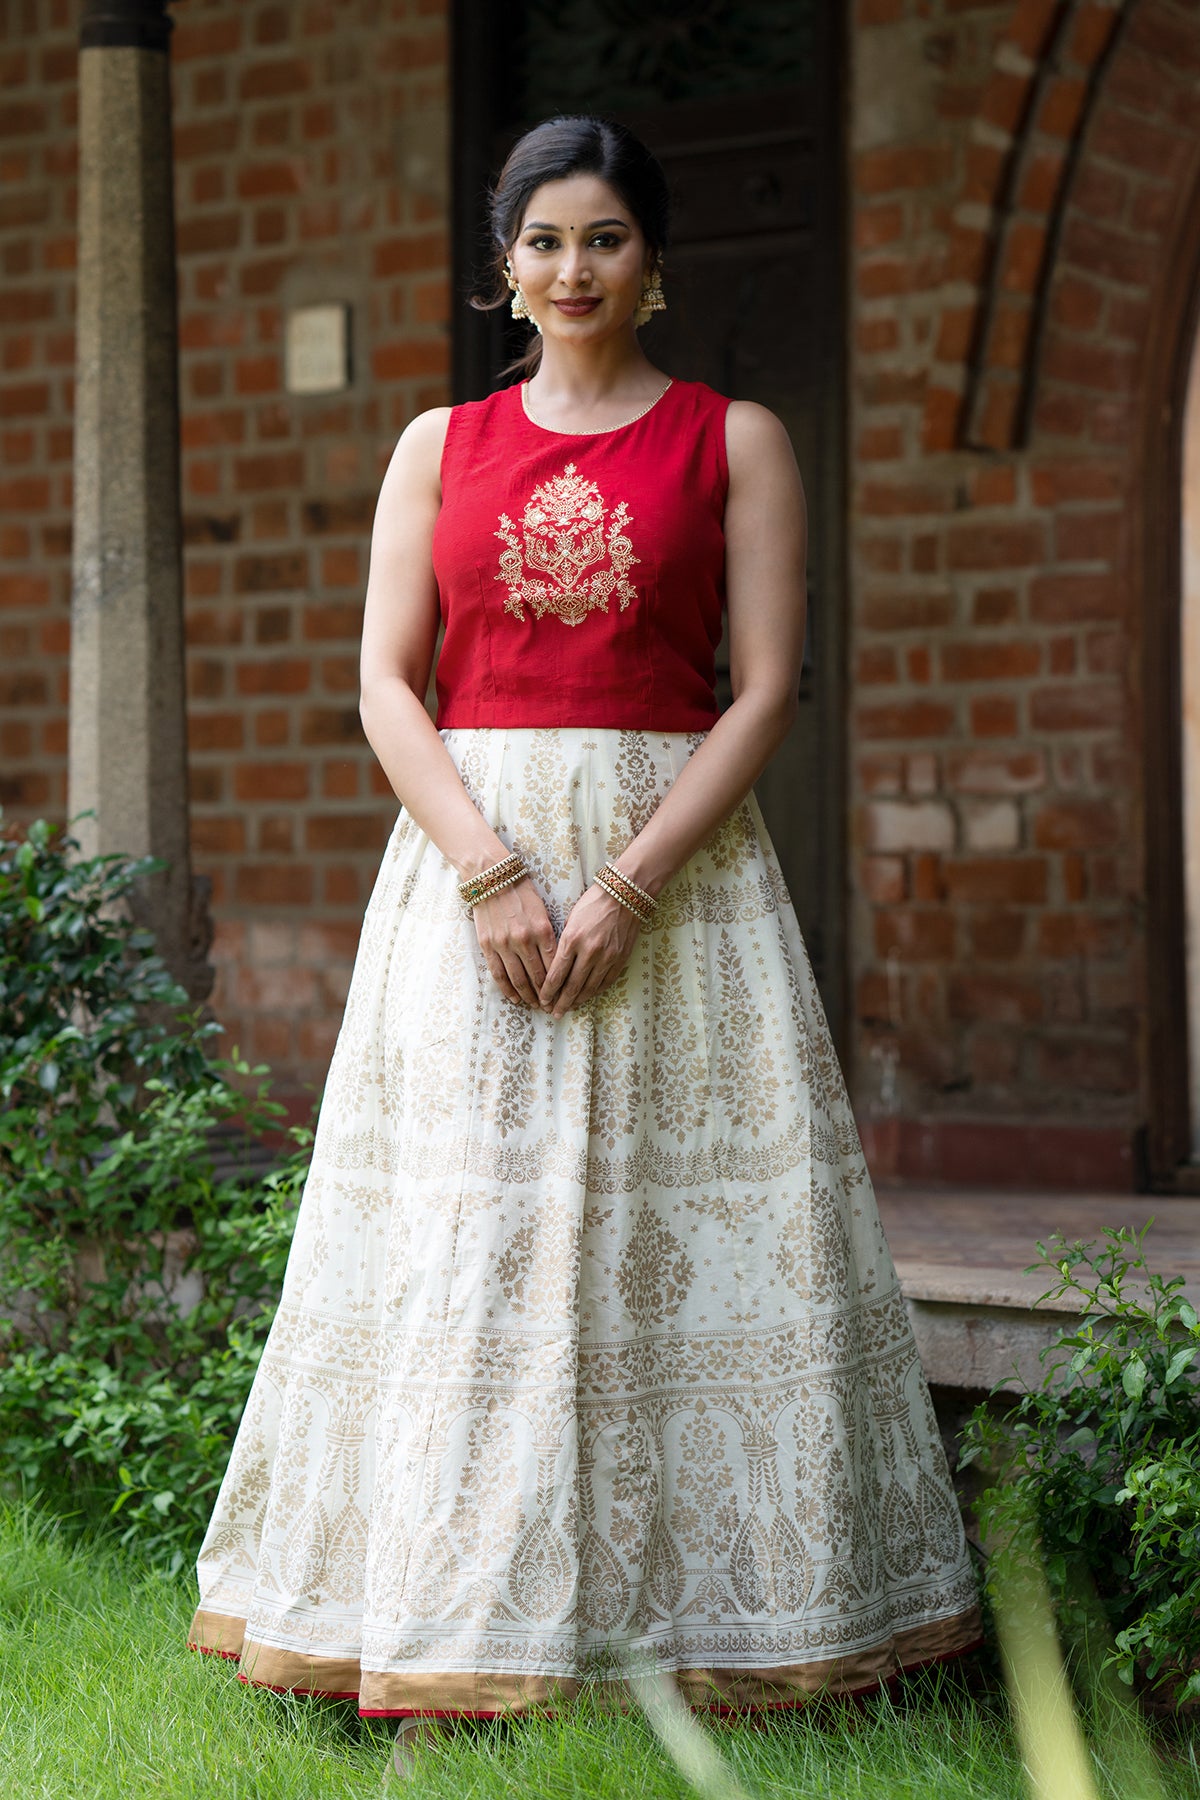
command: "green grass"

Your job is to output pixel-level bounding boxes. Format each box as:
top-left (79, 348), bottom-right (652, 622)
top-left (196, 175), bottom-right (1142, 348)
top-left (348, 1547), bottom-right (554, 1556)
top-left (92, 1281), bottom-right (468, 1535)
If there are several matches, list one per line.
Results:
top-left (0, 1500), bottom-right (1196, 1800)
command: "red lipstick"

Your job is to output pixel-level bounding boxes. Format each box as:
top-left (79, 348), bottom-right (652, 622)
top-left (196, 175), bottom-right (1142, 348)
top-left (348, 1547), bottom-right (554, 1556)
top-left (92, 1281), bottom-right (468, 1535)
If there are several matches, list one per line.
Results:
top-left (553, 298), bottom-right (601, 316)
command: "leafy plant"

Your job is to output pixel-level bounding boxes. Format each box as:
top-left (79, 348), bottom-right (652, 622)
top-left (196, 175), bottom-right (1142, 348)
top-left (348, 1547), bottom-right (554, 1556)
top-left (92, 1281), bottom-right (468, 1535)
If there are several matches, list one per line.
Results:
top-left (0, 816), bottom-right (309, 1569)
top-left (961, 1225), bottom-right (1200, 1709)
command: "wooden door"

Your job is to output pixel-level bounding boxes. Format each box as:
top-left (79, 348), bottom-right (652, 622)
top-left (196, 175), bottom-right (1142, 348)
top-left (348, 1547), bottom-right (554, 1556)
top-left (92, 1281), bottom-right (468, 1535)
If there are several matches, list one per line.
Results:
top-left (451, 3), bottom-right (848, 1051)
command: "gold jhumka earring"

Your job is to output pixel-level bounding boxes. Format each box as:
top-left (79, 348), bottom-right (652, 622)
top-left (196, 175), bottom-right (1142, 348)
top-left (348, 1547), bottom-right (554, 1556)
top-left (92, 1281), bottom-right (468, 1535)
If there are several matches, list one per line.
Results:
top-left (504, 259), bottom-right (537, 328)
top-left (634, 260), bottom-right (667, 327)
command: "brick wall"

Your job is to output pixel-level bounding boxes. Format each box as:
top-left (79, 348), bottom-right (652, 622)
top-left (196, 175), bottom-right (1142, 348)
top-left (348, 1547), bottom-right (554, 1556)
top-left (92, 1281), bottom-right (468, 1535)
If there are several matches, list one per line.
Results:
top-left (0, 0), bottom-right (450, 1097)
top-left (848, 0), bottom-right (1200, 1182)
top-left (5, 0), bottom-right (1200, 1176)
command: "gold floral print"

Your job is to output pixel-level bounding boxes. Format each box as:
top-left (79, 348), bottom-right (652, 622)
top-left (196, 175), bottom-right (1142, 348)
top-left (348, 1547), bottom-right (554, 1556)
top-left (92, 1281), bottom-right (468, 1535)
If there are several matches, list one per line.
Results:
top-left (496, 464), bottom-right (639, 627)
top-left (190, 726), bottom-right (981, 1712)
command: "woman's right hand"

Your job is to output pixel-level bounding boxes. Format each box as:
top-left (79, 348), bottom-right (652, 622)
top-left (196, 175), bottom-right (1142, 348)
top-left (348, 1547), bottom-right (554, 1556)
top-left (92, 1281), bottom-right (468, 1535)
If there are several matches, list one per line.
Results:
top-left (472, 878), bottom-right (559, 1007)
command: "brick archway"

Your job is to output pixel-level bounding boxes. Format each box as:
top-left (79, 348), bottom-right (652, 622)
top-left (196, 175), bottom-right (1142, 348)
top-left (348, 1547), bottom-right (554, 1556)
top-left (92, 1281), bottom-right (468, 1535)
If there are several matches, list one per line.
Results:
top-left (850, 0), bottom-right (1200, 1185)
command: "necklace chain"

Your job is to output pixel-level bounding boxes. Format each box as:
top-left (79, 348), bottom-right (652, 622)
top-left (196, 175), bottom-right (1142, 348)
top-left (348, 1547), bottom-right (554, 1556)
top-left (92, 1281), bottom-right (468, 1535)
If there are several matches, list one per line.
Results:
top-left (521, 379), bottom-right (673, 436)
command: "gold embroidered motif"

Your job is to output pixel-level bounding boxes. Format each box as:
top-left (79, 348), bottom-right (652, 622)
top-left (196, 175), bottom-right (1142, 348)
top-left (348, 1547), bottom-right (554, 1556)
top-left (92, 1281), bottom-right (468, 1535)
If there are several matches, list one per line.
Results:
top-left (495, 463), bottom-right (639, 627)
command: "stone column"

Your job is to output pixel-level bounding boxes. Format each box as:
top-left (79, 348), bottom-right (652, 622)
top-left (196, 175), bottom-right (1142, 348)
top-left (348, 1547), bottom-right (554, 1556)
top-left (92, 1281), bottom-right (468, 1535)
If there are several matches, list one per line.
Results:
top-left (70, 0), bottom-right (212, 1000)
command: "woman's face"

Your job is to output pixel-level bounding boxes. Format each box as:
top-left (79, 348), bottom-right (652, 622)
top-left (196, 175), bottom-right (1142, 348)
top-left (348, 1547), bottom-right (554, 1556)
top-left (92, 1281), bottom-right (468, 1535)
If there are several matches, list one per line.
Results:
top-left (508, 173), bottom-right (652, 347)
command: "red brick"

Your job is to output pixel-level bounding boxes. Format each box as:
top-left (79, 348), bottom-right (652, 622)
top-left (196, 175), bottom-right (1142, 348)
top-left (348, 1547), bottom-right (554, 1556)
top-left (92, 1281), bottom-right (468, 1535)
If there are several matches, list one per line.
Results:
top-left (1030, 461), bottom-right (1121, 506)
top-left (968, 466), bottom-right (1017, 508)
top-left (234, 354), bottom-right (281, 395)
top-left (0, 381), bottom-right (49, 419)
top-left (300, 706), bottom-right (363, 746)
top-left (0, 571), bottom-right (49, 607)
top-left (0, 671), bottom-right (46, 706)
top-left (1037, 911), bottom-right (1127, 958)
top-left (1033, 1033), bottom-right (1136, 1094)
top-left (857, 424), bottom-right (903, 461)
top-left (1037, 75), bottom-right (1088, 140)
top-left (238, 58), bottom-right (312, 101)
top-left (948, 972), bottom-right (1043, 1023)
top-left (856, 646), bottom-right (899, 685)
top-left (1030, 573), bottom-right (1122, 624)
top-left (1029, 681), bottom-right (1122, 731)
top-left (859, 478), bottom-right (949, 514)
top-left (255, 608), bottom-right (291, 646)
top-left (857, 700), bottom-right (956, 740)
top-left (1082, 629), bottom-right (1122, 676)
top-left (235, 863), bottom-right (314, 906)
top-left (192, 815), bottom-right (247, 855)
top-left (322, 760), bottom-right (360, 799)
top-left (234, 761), bottom-right (310, 802)
top-left (305, 813), bottom-right (386, 852)
top-left (371, 339), bottom-right (449, 382)
top-left (941, 640), bottom-right (1040, 681)
top-left (236, 659), bottom-right (312, 697)
top-left (1032, 798), bottom-right (1120, 849)
top-left (304, 600), bottom-right (363, 640)
top-left (874, 909), bottom-right (957, 961)
top-left (969, 910), bottom-right (1026, 960)
top-left (260, 818), bottom-right (293, 856)
top-left (861, 591), bottom-right (954, 633)
top-left (946, 748), bottom-right (1046, 793)
top-left (1050, 274), bottom-right (1105, 336)
top-left (1061, 216), bottom-right (1153, 288)
top-left (1093, 104), bottom-right (1187, 180)
top-left (177, 213), bottom-right (241, 257)
top-left (0, 770), bottom-right (51, 806)
top-left (920, 387), bottom-right (961, 453)
top-left (943, 857), bottom-right (1048, 903)
top-left (1052, 509), bottom-right (1123, 563)
top-left (255, 709), bottom-right (291, 747)
top-left (234, 552), bottom-right (308, 593)
top-left (174, 16), bottom-right (243, 58)
top-left (320, 546), bottom-right (361, 588)
top-left (321, 655), bottom-right (359, 693)
top-left (324, 865), bottom-right (361, 906)
top-left (1048, 635), bottom-right (1076, 676)
top-left (862, 856), bottom-right (906, 904)
top-left (237, 160), bottom-right (305, 200)
top-left (235, 451), bottom-right (304, 492)
top-left (190, 712), bottom-right (245, 752)
top-left (855, 145), bottom-right (948, 196)
top-left (944, 519), bottom-right (1045, 571)
top-left (1040, 338), bottom-right (1137, 394)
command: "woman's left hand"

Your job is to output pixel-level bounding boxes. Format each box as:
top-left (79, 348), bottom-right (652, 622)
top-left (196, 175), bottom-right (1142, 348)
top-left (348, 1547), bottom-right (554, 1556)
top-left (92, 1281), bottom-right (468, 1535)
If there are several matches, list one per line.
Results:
top-left (539, 884), bottom-right (643, 1018)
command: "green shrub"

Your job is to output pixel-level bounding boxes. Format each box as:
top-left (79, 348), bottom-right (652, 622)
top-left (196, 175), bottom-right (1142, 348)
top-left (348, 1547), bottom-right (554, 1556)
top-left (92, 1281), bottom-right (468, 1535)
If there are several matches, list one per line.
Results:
top-left (961, 1225), bottom-right (1200, 1708)
top-left (0, 817), bottom-right (309, 1571)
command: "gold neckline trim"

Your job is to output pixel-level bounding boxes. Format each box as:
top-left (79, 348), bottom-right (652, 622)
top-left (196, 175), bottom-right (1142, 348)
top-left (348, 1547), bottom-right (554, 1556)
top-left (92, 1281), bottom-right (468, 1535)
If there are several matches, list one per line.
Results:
top-left (519, 379), bottom-right (674, 437)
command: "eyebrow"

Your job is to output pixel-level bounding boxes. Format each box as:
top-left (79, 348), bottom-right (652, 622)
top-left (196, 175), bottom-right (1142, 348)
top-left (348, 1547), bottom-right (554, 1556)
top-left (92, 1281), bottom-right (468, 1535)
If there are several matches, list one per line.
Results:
top-left (522, 217), bottom-right (630, 232)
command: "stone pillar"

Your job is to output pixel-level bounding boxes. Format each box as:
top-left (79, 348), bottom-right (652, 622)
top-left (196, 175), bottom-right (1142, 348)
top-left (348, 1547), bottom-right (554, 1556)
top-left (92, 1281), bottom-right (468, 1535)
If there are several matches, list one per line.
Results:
top-left (70, 0), bottom-right (212, 1000)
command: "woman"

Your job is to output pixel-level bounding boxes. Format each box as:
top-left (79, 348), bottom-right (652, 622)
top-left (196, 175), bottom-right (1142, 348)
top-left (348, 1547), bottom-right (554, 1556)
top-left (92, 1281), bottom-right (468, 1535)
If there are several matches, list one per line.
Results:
top-left (189, 116), bottom-right (981, 1771)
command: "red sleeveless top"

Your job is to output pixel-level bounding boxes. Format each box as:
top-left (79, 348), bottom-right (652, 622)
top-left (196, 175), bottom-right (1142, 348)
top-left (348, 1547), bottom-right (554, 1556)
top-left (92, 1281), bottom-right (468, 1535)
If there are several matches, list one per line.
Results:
top-left (432, 378), bottom-right (730, 729)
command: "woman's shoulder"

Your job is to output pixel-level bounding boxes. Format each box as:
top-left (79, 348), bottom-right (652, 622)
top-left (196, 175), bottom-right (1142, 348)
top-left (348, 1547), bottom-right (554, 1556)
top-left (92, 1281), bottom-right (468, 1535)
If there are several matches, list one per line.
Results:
top-left (722, 398), bottom-right (796, 476)
top-left (669, 380), bottom-right (785, 441)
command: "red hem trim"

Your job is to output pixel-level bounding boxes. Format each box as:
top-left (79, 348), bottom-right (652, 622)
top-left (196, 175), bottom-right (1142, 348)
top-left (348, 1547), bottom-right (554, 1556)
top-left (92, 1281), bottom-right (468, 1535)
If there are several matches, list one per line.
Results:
top-left (235, 1672), bottom-right (360, 1700)
top-left (187, 1642), bottom-right (241, 1662)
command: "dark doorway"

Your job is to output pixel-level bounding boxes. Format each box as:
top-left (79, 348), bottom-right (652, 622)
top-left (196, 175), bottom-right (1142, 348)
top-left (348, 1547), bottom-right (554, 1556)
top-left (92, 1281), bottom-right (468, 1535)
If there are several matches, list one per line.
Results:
top-left (450, 2), bottom-right (848, 1053)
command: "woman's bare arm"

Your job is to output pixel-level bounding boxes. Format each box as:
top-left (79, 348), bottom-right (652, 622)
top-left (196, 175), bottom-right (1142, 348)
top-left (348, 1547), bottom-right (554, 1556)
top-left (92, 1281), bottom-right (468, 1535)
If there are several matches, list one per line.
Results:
top-left (539, 401), bottom-right (807, 1016)
top-left (358, 409), bottom-right (558, 1006)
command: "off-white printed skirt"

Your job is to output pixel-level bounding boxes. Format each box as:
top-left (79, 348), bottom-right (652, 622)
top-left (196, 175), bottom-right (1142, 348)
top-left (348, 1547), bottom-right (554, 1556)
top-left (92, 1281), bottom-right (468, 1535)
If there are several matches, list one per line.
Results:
top-left (190, 727), bottom-right (981, 1715)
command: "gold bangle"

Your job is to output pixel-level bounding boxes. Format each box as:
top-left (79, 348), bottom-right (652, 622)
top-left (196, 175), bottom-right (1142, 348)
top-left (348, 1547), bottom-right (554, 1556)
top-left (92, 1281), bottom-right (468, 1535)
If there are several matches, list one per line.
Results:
top-left (593, 864), bottom-right (656, 926)
top-left (601, 861), bottom-right (657, 913)
top-left (458, 851), bottom-right (528, 912)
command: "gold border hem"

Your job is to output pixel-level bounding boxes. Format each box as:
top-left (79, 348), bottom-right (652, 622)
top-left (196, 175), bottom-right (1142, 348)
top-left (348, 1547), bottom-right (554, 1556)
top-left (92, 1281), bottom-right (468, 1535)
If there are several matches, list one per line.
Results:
top-left (188, 1604), bottom-right (984, 1714)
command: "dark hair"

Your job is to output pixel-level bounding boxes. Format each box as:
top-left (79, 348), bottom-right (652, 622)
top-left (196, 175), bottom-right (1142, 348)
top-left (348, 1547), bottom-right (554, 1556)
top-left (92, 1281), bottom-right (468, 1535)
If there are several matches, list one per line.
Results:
top-left (471, 115), bottom-right (671, 379)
